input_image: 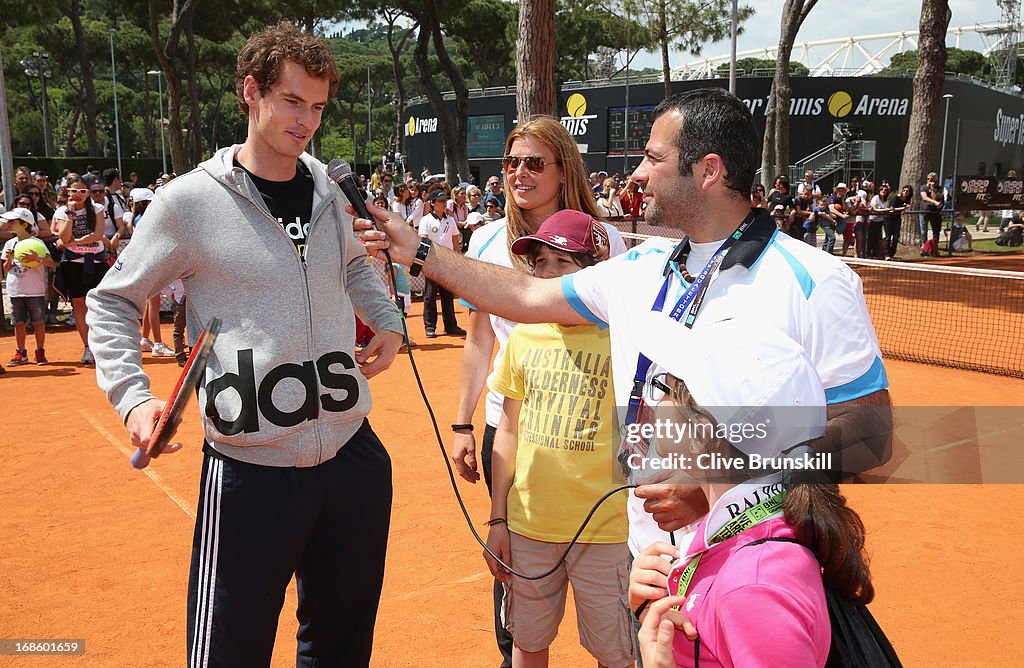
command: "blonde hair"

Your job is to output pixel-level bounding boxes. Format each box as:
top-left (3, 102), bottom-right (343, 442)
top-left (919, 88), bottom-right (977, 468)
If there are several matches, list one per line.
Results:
top-left (504, 115), bottom-right (602, 270)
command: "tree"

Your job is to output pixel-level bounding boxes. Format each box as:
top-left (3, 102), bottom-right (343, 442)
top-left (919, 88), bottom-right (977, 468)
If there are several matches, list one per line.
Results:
top-left (632, 0), bottom-right (753, 96)
top-left (400, 0), bottom-right (471, 184)
top-left (148, 0), bottom-right (201, 174)
top-left (899, 0), bottom-right (951, 197)
top-left (59, 0), bottom-right (99, 156)
top-left (517, 0), bottom-right (558, 119)
top-left (446, 0), bottom-right (516, 89)
top-left (717, 57), bottom-right (809, 77)
top-left (759, 0), bottom-right (818, 187)
top-left (880, 47), bottom-right (985, 78)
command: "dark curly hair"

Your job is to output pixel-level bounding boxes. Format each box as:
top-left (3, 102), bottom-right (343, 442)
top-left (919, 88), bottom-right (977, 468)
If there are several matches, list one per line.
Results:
top-left (235, 21), bottom-right (340, 115)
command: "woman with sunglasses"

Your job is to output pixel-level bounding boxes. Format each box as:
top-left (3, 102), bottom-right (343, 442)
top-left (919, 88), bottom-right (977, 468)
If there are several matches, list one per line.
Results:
top-left (25, 186), bottom-right (55, 222)
top-left (53, 176), bottom-right (108, 364)
top-left (12, 192), bottom-right (52, 237)
top-left (482, 198), bottom-right (502, 222)
top-left (450, 115), bottom-right (627, 666)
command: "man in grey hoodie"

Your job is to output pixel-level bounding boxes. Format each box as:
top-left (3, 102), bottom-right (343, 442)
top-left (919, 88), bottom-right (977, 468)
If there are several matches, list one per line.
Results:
top-left (86, 22), bottom-right (404, 668)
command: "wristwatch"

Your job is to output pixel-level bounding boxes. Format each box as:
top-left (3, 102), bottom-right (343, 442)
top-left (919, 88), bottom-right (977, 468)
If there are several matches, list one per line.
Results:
top-left (409, 237), bottom-right (432, 277)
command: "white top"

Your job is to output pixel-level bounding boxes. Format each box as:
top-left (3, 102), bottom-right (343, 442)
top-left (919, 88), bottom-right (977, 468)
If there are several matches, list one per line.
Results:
top-left (53, 202), bottom-right (106, 258)
top-left (101, 193), bottom-right (128, 237)
top-left (868, 194), bottom-right (891, 222)
top-left (562, 214), bottom-right (888, 555)
top-left (419, 212), bottom-right (460, 250)
top-left (462, 217), bottom-right (628, 427)
top-left (2, 237), bottom-right (49, 297)
top-left (392, 199), bottom-right (418, 224)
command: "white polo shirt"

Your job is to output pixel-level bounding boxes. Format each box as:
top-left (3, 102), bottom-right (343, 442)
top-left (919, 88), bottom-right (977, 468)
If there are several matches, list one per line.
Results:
top-left (561, 209), bottom-right (889, 555)
top-left (462, 217), bottom-right (629, 428)
top-left (418, 212), bottom-right (460, 250)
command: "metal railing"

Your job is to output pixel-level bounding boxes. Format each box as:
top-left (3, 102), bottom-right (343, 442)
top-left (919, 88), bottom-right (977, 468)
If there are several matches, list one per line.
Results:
top-left (755, 140), bottom-right (877, 187)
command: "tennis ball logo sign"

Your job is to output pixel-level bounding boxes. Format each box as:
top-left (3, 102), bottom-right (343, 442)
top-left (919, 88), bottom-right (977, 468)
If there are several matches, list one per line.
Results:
top-left (828, 91), bottom-right (853, 118)
top-left (405, 116), bottom-right (438, 137)
top-left (561, 93), bottom-right (598, 137)
top-left (823, 91), bottom-right (909, 118)
top-left (567, 93), bottom-right (587, 117)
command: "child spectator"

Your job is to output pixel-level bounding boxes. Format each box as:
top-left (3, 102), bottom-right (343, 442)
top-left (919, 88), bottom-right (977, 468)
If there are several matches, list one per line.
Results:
top-left (630, 317), bottom-right (872, 667)
top-left (485, 209), bottom-right (632, 668)
top-left (2, 209), bottom-right (56, 365)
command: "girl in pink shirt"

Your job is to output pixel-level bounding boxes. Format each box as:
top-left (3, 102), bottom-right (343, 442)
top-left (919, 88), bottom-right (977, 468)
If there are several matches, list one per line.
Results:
top-left (628, 318), bottom-right (875, 668)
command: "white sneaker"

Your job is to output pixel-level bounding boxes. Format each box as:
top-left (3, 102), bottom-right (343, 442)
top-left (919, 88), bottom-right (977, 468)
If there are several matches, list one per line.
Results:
top-left (81, 347), bottom-right (95, 364)
top-left (151, 342), bottom-right (174, 357)
top-left (139, 337), bottom-right (153, 352)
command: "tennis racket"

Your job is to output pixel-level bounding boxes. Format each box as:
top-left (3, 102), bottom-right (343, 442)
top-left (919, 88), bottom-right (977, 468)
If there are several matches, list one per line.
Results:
top-left (131, 317), bottom-right (221, 469)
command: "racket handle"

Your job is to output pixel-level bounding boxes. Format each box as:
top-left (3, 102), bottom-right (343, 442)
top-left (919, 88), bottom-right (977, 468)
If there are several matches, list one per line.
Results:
top-left (131, 447), bottom-right (151, 470)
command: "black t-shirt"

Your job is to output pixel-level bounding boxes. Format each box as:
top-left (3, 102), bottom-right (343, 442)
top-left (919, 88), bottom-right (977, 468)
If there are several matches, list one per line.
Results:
top-left (236, 159), bottom-right (314, 258)
top-left (888, 195), bottom-right (907, 220)
top-left (767, 191), bottom-right (794, 210)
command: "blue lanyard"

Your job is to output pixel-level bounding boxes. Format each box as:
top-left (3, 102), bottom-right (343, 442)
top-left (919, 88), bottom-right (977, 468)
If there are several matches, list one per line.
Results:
top-left (620, 215), bottom-right (755, 439)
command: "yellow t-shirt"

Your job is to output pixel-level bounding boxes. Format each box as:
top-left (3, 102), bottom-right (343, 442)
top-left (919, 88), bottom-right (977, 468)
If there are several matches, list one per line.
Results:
top-left (489, 322), bottom-right (626, 543)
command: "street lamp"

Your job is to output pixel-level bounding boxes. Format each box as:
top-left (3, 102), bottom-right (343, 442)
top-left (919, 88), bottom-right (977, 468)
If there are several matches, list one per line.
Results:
top-left (21, 51), bottom-right (53, 157)
top-left (147, 70), bottom-right (167, 174)
top-left (939, 93), bottom-right (954, 207)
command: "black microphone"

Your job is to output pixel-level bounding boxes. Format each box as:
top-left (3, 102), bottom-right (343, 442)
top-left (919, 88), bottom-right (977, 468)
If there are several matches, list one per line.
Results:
top-left (326, 158), bottom-right (377, 229)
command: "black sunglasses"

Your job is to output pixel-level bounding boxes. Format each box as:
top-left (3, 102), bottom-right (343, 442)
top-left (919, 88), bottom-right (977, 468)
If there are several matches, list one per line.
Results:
top-left (486, 202), bottom-right (498, 208)
top-left (502, 155), bottom-right (559, 174)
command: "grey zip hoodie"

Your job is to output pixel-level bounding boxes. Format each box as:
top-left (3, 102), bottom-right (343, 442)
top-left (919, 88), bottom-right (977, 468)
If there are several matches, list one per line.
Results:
top-left (86, 146), bottom-right (403, 467)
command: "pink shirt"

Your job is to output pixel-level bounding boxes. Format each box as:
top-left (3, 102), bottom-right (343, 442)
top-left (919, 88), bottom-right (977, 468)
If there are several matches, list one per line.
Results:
top-left (670, 508), bottom-right (830, 666)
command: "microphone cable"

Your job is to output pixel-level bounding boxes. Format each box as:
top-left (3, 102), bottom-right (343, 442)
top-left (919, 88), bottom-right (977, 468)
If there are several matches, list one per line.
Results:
top-left (368, 214), bottom-right (634, 581)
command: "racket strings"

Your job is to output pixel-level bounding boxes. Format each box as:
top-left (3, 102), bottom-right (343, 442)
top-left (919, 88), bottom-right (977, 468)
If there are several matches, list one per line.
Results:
top-left (378, 248), bottom-right (635, 581)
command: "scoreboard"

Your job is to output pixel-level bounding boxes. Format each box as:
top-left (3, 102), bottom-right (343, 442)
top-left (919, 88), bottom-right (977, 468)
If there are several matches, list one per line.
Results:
top-left (608, 105), bottom-right (657, 156)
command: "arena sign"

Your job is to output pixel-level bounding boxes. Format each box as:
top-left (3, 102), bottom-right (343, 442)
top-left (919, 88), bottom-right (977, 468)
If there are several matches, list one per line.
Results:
top-left (403, 75), bottom-right (1024, 186)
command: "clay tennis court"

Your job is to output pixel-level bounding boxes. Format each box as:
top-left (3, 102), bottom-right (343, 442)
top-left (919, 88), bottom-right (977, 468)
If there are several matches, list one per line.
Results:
top-left (1, 296), bottom-right (1022, 666)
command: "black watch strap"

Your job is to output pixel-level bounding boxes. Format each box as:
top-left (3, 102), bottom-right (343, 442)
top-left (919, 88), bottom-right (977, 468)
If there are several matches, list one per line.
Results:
top-left (409, 237), bottom-right (432, 277)
top-left (451, 423), bottom-right (474, 433)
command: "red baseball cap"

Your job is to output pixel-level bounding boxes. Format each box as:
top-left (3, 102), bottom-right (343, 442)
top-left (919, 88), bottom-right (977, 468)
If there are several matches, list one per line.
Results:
top-left (510, 209), bottom-right (603, 256)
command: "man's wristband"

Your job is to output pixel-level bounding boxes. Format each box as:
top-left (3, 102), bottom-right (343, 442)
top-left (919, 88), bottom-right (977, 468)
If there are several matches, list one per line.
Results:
top-left (484, 517), bottom-right (507, 527)
top-left (409, 237), bottom-right (432, 277)
top-left (451, 423), bottom-right (474, 433)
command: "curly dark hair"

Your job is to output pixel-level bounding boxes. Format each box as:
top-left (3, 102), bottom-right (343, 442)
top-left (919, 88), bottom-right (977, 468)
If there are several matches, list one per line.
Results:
top-left (235, 21), bottom-right (340, 115)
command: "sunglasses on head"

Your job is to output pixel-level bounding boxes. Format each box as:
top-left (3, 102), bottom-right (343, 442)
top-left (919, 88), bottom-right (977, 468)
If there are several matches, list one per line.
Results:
top-left (502, 155), bottom-right (559, 173)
